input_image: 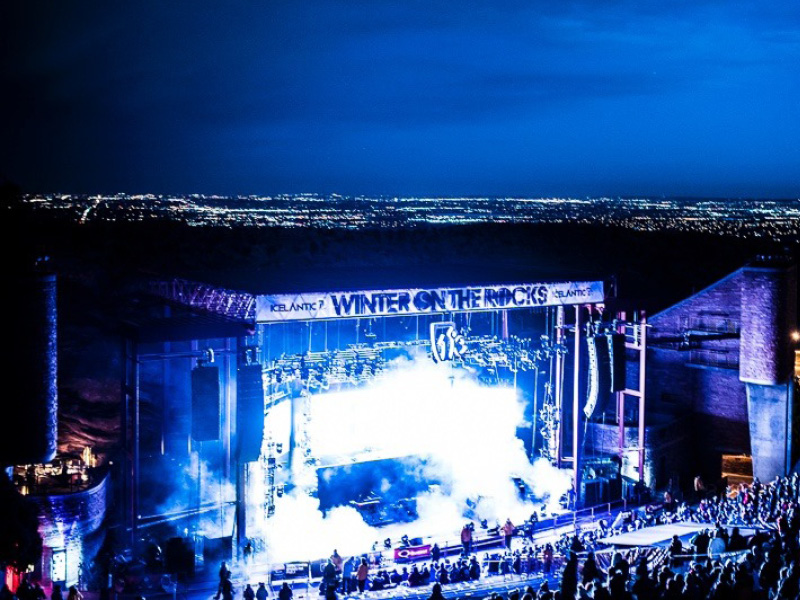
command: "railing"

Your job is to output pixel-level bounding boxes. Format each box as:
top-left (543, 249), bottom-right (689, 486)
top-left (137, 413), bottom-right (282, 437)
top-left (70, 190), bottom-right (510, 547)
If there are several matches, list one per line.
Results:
top-left (426, 498), bottom-right (632, 562)
top-left (549, 498), bottom-right (628, 530)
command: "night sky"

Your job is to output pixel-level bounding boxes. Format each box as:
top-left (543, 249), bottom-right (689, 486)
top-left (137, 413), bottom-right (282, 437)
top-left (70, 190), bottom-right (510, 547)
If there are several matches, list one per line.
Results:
top-left (2, 2), bottom-right (799, 198)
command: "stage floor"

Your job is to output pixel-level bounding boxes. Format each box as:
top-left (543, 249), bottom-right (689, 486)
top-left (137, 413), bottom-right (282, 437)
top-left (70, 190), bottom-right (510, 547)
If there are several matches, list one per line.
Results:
top-left (602, 522), bottom-right (708, 547)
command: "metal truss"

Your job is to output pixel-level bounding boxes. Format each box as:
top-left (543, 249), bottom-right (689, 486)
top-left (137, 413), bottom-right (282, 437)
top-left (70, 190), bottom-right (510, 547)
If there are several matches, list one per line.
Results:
top-left (148, 278), bottom-right (256, 322)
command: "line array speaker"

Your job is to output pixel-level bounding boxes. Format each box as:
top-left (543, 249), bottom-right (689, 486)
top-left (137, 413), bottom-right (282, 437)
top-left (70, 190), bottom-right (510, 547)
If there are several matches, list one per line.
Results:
top-left (191, 366), bottom-right (220, 441)
top-left (237, 363), bottom-right (265, 462)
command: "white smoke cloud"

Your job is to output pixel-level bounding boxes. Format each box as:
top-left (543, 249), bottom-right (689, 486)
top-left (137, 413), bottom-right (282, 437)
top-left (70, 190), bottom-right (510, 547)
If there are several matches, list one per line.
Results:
top-left (152, 452), bottom-right (236, 539)
top-left (249, 351), bottom-right (571, 564)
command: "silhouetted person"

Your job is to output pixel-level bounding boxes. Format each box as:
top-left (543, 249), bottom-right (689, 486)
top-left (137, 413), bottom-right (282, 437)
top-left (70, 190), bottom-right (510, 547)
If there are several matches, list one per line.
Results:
top-left (330, 550), bottom-right (343, 573)
top-left (243, 584), bottom-right (255, 600)
top-left (221, 572), bottom-right (234, 600)
top-left (582, 552), bottom-right (599, 584)
top-left (528, 511), bottom-right (538, 539)
top-left (66, 587), bottom-right (82, 600)
top-left (561, 552), bottom-right (578, 600)
top-left (543, 544), bottom-right (553, 575)
top-left (502, 518), bottom-right (516, 548)
top-left (356, 558), bottom-right (369, 593)
top-left (461, 524), bottom-right (472, 554)
top-left (322, 559), bottom-right (338, 593)
top-left (217, 562), bottom-right (231, 599)
top-left (279, 583), bottom-right (292, 600)
top-left (428, 583), bottom-right (445, 600)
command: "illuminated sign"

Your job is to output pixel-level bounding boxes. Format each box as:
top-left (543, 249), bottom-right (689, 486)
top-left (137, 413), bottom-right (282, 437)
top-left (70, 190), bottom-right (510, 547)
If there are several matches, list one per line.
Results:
top-left (430, 322), bottom-right (466, 363)
top-left (284, 562), bottom-right (310, 577)
top-left (394, 544), bottom-right (432, 562)
top-left (255, 281), bottom-right (604, 323)
top-left (51, 549), bottom-right (66, 582)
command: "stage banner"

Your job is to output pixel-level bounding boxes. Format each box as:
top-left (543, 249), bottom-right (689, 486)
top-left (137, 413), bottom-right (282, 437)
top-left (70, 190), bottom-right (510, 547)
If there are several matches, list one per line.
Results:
top-left (284, 562), bottom-right (310, 579)
top-left (394, 545), bottom-right (431, 562)
top-left (255, 281), bottom-right (604, 323)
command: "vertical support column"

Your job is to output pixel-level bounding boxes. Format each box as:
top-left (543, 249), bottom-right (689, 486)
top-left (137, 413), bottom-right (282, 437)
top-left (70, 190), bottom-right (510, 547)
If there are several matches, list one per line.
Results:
top-left (236, 461), bottom-right (247, 552)
top-left (638, 312), bottom-right (647, 482)
top-left (223, 337), bottom-right (234, 480)
top-left (233, 336), bottom-right (245, 554)
top-left (122, 338), bottom-right (132, 545)
top-left (160, 305), bottom-right (172, 458)
top-left (554, 306), bottom-right (565, 468)
top-left (160, 341), bottom-right (169, 456)
top-left (531, 365), bottom-right (539, 461)
top-left (190, 339), bottom-right (200, 537)
top-left (616, 312), bottom-right (626, 460)
top-left (131, 341), bottom-right (140, 543)
top-left (572, 305), bottom-right (583, 508)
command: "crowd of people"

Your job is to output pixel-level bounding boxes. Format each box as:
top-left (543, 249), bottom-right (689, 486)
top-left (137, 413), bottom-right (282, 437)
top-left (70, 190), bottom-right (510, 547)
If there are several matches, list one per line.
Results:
top-left (320, 550), bottom-right (483, 594)
top-left (485, 473), bottom-right (800, 599)
top-left (6, 474), bottom-right (800, 600)
top-left (311, 473), bottom-right (800, 599)
top-left (0, 585), bottom-right (82, 600)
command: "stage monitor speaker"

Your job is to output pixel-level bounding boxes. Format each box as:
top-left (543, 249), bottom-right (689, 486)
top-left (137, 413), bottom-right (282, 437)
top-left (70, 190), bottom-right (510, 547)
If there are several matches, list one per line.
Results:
top-left (310, 561), bottom-right (325, 579)
top-left (192, 366), bottom-right (220, 441)
top-left (237, 363), bottom-right (265, 462)
top-left (608, 334), bottom-right (627, 392)
top-left (581, 478), bottom-right (609, 507)
top-left (165, 537), bottom-right (195, 576)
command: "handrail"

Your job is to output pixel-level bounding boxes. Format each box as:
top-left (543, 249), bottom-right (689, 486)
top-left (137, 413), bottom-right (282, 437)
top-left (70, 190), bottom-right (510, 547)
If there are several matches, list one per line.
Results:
top-left (550, 498), bottom-right (629, 530)
top-left (417, 498), bottom-right (633, 562)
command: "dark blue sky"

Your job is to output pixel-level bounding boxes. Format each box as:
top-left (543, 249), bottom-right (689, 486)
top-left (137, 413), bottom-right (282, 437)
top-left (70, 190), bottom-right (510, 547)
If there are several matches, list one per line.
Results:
top-left (2, 1), bottom-right (799, 197)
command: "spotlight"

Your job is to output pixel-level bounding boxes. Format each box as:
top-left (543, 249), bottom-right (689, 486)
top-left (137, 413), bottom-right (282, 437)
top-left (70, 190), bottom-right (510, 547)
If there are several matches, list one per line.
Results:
top-left (792, 331), bottom-right (800, 342)
top-left (276, 485), bottom-right (284, 498)
top-left (276, 443), bottom-right (283, 454)
top-left (384, 538), bottom-right (392, 549)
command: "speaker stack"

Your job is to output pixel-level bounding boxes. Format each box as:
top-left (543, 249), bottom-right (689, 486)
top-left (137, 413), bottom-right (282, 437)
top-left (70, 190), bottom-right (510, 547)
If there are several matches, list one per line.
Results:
top-left (191, 365), bottom-right (221, 441)
top-left (237, 363), bottom-right (265, 462)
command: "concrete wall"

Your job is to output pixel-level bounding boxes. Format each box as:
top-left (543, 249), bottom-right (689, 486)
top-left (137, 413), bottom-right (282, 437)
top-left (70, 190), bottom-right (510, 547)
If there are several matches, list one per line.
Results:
top-left (740, 263), bottom-right (797, 385)
top-left (625, 260), bottom-right (799, 486)
top-left (643, 269), bottom-right (749, 482)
